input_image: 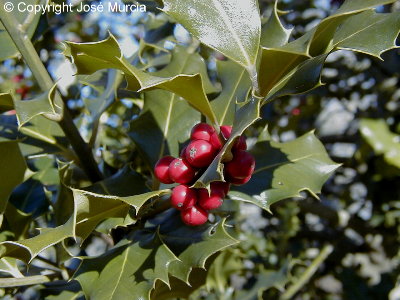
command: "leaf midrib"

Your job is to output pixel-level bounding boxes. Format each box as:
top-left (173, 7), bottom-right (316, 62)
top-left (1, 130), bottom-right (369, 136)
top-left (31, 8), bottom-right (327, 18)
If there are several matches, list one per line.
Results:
top-left (108, 247), bottom-right (129, 300)
top-left (335, 15), bottom-right (389, 46)
top-left (253, 153), bottom-right (317, 174)
top-left (211, 0), bottom-right (253, 66)
top-left (219, 68), bottom-right (246, 125)
top-left (157, 52), bottom-right (192, 160)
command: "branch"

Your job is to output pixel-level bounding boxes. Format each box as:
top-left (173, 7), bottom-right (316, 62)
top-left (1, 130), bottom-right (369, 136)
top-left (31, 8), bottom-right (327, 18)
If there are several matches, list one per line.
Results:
top-left (0, 4), bottom-right (103, 182)
top-left (280, 244), bottom-right (333, 300)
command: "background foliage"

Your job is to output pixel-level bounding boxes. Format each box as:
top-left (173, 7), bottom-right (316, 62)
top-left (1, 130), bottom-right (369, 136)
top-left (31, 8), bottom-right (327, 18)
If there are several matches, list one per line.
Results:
top-left (0, 0), bottom-right (399, 299)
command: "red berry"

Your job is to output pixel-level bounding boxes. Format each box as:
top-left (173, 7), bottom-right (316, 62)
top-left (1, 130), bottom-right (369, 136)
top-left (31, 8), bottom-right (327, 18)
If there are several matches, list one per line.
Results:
top-left (211, 181), bottom-right (230, 196)
top-left (169, 158), bottom-right (196, 184)
top-left (191, 123), bottom-right (215, 141)
top-left (209, 132), bottom-right (222, 150)
top-left (220, 125), bottom-right (232, 140)
top-left (198, 185), bottom-right (225, 210)
top-left (154, 156), bottom-right (175, 184)
top-left (234, 136), bottom-right (247, 151)
top-left (12, 74), bottom-right (24, 83)
top-left (171, 185), bottom-right (197, 210)
top-left (185, 140), bottom-right (216, 168)
top-left (227, 174), bottom-right (252, 185)
top-left (220, 125), bottom-right (247, 150)
top-left (181, 205), bottom-right (208, 226)
top-left (225, 150), bottom-right (255, 179)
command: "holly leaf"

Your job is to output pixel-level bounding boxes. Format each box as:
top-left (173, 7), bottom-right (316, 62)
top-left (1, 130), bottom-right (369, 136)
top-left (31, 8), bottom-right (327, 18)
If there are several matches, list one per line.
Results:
top-left (0, 94), bottom-right (68, 156)
top-left (0, 140), bottom-right (27, 219)
top-left (229, 130), bottom-right (340, 210)
top-left (332, 10), bottom-right (400, 58)
top-left (162, 0), bottom-right (261, 70)
top-left (211, 60), bottom-right (251, 126)
top-left (258, 49), bottom-right (309, 97)
top-left (260, 0), bottom-right (292, 48)
top-left (129, 89), bottom-right (200, 169)
top-left (264, 54), bottom-right (328, 102)
top-left (75, 232), bottom-right (178, 300)
top-left (157, 213), bottom-right (239, 283)
top-left (3, 203), bottom-right (31, 240)
top-left (0, 164), bottom-right (170, 263)
top-left (13, 84), bottom-right (61, 128)
top-left (0, 93), bottom-right (14, 113)
top-left (0, 257), bottom-right (23, 278)
top-left (360, 118), bottom-right (400, 169)
top-left (63, 36), bottom-right (218, 125)
top-left (308, 0), bottom-right (399, 56)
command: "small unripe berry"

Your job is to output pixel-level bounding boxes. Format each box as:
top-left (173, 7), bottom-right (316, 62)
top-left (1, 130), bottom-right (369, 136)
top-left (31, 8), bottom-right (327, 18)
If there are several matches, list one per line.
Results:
top-left (211, 181), bottom-right (230, 196)
top-left (171, 185), bottom-right (197, 210)
top-left (227, 174), bottom-right (252, 185)
top-left (198, 185), bottom-right (225, 210)
top-left (225, 150), bottom-right (255, 179)
top-left (191, 123), bottom-right (215, 141)
top-left (185, 140), bottom-right (216, 168)
top-left (169, 158), bottom-right (196, 184)
top-left (154, 156), bottom-right (175, 184)
top-left (181, 205), bottom-right (208, 226)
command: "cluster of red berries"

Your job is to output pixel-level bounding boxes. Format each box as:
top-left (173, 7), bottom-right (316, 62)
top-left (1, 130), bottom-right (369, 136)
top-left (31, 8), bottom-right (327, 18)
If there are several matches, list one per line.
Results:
top-left (154, 123), bottom-right (255, 226)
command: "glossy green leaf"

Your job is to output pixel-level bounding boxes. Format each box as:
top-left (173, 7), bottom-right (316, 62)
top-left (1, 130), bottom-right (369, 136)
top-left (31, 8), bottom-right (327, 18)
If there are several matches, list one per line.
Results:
top-left (360, 119), bottom-right (400, 169)
top-left (46, 290), bottom-right (84, 300)
top-left (0, 0), bottom-right (41, 61)
top-left (0, 140), bottom-right (27, 218)
top-left (308, 0), bottom-right (398, 56)
top-left (264, 54), bottom-right (328, 102)
top-left (211, 60), bottom-right (251, 126)
top-left (129, 90), bottom-right (200, 169)
top-left (0, 212), bottom-right (75, 263)
top-left (0, 257), bottom-right (23, 278)
top-left (0, 164), bottom-right (170, 263)
top-left (64, 36), bottom-right (218, 125)
top-left (258, 49), bottom-right (308, 97)
top-left (159, 216), bottom-right (239, 283)
top-left (72, 165), bottom-right (170, 240)
top-left (72, 188), bottom-right (170, 241)
top-left (151, 265), bottom-right (211, 299)
top-left (333, 10), bottom-right (400, 58)
top-left (19, 117), bottom-right (67, 154)
top-left (0, 93), bottom-right (68, 156)
top-left (193, 98), bottom-right (261, 188)
top-left (75, 232), bottom-right (178, 300)
top-left (14, 85), bottom-right (61, 128)
top-left (230, 130), bottom-right (340, 210)
top-left (31, 155), bottom-right (59, 186)
top-left (260, 0), bottom-right (292, 48)
top-left (0, 93), bottom-right (14, 113)
top-left (275, 0), bottom-right (398, 57)
top-left (0, 275), bottom-right (52, 287)
top-left (81, 69), bottom-right (123, 121)
top-left (162, 0), bottom-right (261, 69)
top-left (3, 203), bottom-right (31, 240)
